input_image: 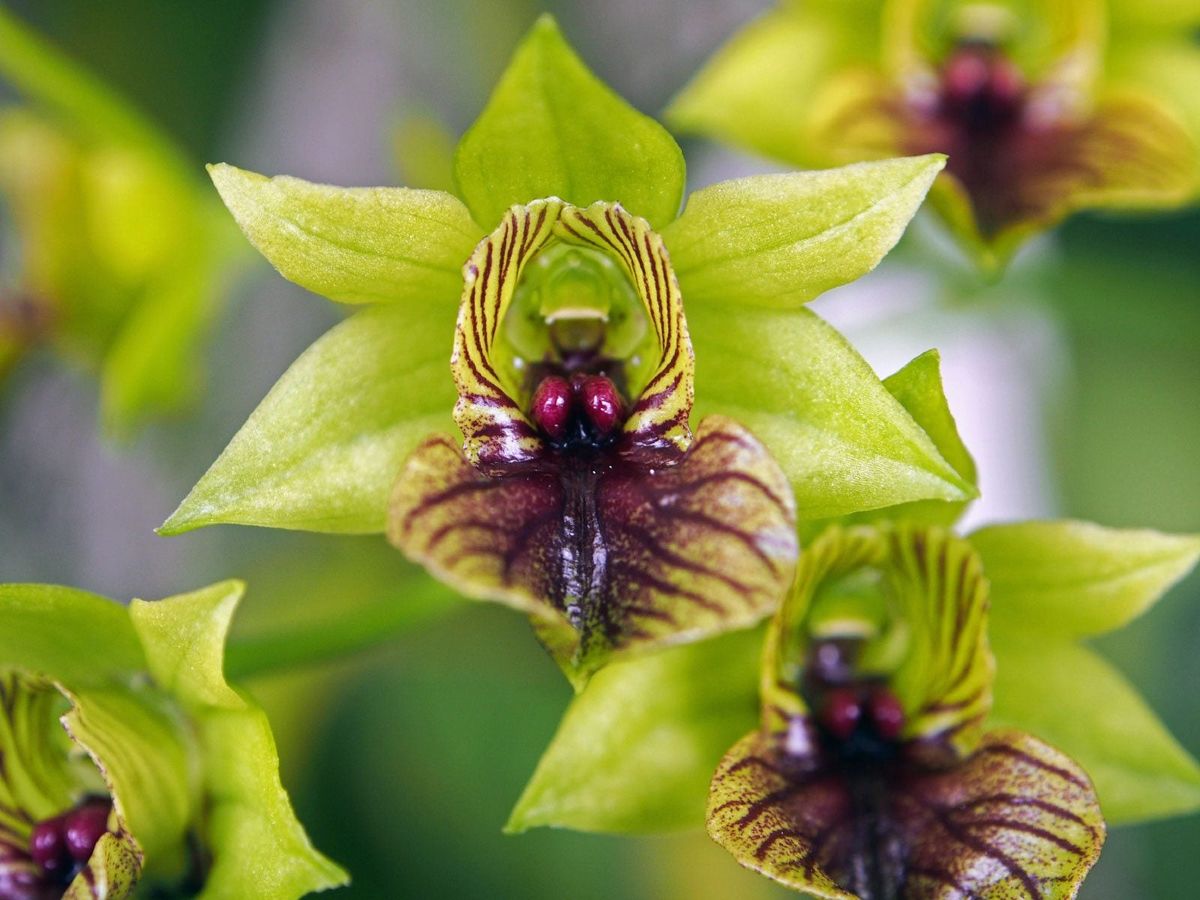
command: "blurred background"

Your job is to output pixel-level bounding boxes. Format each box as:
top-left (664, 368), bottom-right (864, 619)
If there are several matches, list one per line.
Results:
top-left (0, 1), bottom-right (1196, 897)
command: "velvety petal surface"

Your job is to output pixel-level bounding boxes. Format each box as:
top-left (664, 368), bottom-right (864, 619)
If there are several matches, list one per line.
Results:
top-left (709, 728), bottom-right (1104, 899)
top-left (390, 415), bottom-right (795, 683)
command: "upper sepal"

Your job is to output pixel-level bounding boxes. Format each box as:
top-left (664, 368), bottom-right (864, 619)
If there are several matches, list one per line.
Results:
top-left (454, 15), bottom-right (685, 229)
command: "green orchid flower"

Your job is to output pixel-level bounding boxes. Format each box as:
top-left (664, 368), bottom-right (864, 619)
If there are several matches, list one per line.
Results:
top-left (0, 580), bottom-right (347, 899)
top-left (507, 351), bottom-right (1200, 862)
top-left (670, 0), bottom-right (1200, 269)
top-left (0, 8), bottom-right (234, 436)
top-left (162, 15), bottom-right (978, 686)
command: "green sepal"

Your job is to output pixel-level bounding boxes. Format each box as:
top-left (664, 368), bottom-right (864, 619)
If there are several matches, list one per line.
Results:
top-left (454, 15), bottom-right (685, 229)
top-left (130, 581), bottom-right (349, 898)
top-left (970, 520), bottom-right (1200, 638)
top-left (506, 626), bottom-right (762, 834)
top-left (208, 163), bottom-right (481, 305)
top-left (662, 155), bottom-right (945, 308)
top-left (162, 303), bottom-right (457, 535)
top-left (687, 304), bottom-right (976, 521)
top-left (844, 348), bottom-right (977, 527)
top-left (989, 630), bottom-right (1200, 823)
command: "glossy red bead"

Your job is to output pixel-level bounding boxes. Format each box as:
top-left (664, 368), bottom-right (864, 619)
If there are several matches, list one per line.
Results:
top-left (63, 801), bottom-right (110, 863)
top-left (868, 687), bottom-right (906, 741)
top-left (578, 374), bottom-right (623, 437)
top-left (530, 375), bottom-right (572, 441)
top-left (943, 49), bottom-right (992, 106)
top-left (821, 687), bottom-right (862, 741)
top-left (29, 817), bottom-right (69, 873)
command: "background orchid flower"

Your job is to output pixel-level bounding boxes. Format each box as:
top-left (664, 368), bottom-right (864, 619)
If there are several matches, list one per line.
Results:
top-left (506, 351), bottom-right (1200, 849)
top-left (670, 0), bottom-right (1200, 270)
top-left (161, 16), bottom-right (978, 683)
top-left (0, 580), bottom-right (346, 899)
top-left (708, 521), bottom-right (1105, 898)
top-left (0, 8), bottom-right (236, 436)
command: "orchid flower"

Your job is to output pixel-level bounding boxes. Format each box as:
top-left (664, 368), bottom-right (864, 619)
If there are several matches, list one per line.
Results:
top-left (163, 16), bottom-right (975, 685)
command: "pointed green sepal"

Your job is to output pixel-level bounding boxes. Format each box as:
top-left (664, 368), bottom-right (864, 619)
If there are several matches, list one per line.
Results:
top-left (454, 15), bottom-right (685, 229)
top-left (970, 520), bottom-right (1200, 639)
top-left (662, 155), bottom-right (944, 309)
top-left (989, 632), bottom-right (1200, 824)
top-left (208, 163), bottom-right (481, 305)
top-left (687, 304), bottom-right (976, 521)
top-left (162, 303), bottom-right (457, 535)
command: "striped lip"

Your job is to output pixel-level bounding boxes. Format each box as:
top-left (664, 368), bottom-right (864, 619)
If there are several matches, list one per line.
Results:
top-left (708, 524), bottom-right (1106, 898)
top-left (0, 673), bottom-right (141, 900)
top-left (388, 200), bottom-right (797, 683)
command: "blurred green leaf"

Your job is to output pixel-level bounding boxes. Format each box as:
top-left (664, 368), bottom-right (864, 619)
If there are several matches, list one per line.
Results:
top-left (130, 582), bottom-right (349, 898)
top-left (208, 163), bottom-right (481, 305)
top-left (507, 627), bottom-right (761, 834)
top-left (0, 583), bottom-right (144, 684)
top-left (161, 303), bottom-right (457, 535)
top-left (666, 5), bottom-right (874, 166)
top-left (688, 304), bottom-right (976, 521)
top-left (664, 155), bottom-right (945, 308)
top-left (989, 631), bottom-right (1200, 824)
top-left (971, 520), bottom-right (1200, 638)
top-left (454, 15), bottom-right (685, 229)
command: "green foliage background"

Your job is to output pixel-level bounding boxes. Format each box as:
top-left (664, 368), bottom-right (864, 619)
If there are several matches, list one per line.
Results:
top-left (1, 1), bottom-right (1197, 897)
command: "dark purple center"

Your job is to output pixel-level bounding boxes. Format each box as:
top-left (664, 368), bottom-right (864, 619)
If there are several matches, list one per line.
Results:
top-left (2, 797), bottom-right (113, 899)
top-left (528, 370), bottom-right (627, 451)
top-left (802, 639), bottom-right (907, 765)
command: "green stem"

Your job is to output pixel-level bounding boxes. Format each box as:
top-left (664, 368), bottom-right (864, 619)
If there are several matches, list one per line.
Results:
top-left (224, 592), bottom-right (457, 680)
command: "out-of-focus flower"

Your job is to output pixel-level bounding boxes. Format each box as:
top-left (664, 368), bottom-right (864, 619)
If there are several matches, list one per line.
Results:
top-left (0, 9), bottom-right (235, 436)
top-left (671, 0), bottom-right (1200, 269)
top-left (0, 580), bottom-right (346, 898)
top-left (162, 16), bottom-right (977, 686)
top-left (707, 522), bottom-right (1105, 897)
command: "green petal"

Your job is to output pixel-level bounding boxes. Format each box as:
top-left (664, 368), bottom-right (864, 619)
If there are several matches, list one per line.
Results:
top-left (162, 302), bottom-right (457, 534)
top-left (989, 633), bottom-right (1200, 823)
top-left (454, 15), bottom-right (684, 229)
top-left (208, 163), bottom-right (481, 305)
top-left (688, 304), bottom-right (975, 521)
top-left (970, 520), bottom-right (1200, 638)
top-left (663, 155), bottom-right (944, 309)
top-left (62, 685), bottom-right (193, 872)
top-left (666, 5), bottom-right (876, 167)
top-left (853, 348), bottom-right (977, 526)
top-left (130, 582), bottom-right (349, 898)
top-left (506, 626), bottom-right (761, 834)
top-left (0, 583), bottom-right (144, 685)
